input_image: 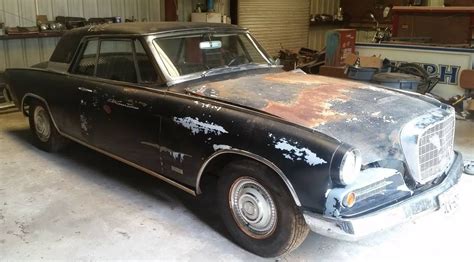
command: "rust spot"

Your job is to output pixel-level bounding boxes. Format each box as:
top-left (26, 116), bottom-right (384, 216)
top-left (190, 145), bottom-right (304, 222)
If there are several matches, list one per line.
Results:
top-left (263, 83), bottom-right (353, 127)
top-left (264, 72), bottom-right (366, 87)
top-left (259, 72), bottom-right (365, 127)
top-left (186, 71), bottom-right (373, 128)
top-left (103, 104), bottom-right (112, 114)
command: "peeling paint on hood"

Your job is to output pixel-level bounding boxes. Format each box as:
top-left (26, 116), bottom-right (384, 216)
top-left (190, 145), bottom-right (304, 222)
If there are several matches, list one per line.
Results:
top-left (185, 70), bottom-right (442, 164)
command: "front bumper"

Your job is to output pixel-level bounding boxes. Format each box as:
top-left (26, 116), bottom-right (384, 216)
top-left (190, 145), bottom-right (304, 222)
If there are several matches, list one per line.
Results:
top-left (303, 152), bottom-right (463, 241)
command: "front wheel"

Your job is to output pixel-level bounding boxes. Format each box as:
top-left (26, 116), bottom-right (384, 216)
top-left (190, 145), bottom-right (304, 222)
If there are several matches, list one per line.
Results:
top-left (217, 160), bottom-right (309, 257)
top-left (28, 101), bottom-right (67, 152)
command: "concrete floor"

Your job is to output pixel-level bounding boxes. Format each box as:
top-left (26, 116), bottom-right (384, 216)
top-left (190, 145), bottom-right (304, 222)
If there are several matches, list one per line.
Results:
top-left (0, 110), bottom-right (473, 261)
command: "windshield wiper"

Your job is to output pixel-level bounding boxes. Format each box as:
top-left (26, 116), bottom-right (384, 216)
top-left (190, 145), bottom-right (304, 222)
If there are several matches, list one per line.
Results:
top-left (200, 63), bottom-right (270, 78)
top-left (201, 66), bottom-right (236, 77)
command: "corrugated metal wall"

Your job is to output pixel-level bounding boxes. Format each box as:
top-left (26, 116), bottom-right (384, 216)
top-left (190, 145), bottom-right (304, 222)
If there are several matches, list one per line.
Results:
top-left (308, 0), bottom-right (340, 50)
top-left (426, 0), bottom-right (444, 6)
top-left (238, 0), bottom-right (310, 57)
top-left (0, 0), bottom-right (162, 71)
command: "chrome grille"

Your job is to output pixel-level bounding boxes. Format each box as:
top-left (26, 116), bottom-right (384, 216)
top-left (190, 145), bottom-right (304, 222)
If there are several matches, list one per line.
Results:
top-left (418, 115), bottom-right (455, 181)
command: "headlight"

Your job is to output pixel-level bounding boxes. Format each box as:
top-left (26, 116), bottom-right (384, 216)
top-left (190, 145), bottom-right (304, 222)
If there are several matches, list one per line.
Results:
top-left (338, 149), bottom-right (362, 185)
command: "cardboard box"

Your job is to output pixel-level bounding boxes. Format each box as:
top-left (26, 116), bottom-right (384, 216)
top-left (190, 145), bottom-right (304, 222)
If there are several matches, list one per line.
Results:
top-left (319, 65), bottom-right (347, 79)
top-left (191, 12), bottom-right (222, 23)
top-left (344, 53), bottom-right (382, 69)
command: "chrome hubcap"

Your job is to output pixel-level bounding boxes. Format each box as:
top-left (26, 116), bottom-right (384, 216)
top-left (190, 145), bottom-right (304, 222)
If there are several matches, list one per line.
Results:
top-left (33, 106), bottom-right (51, 142)
top-left (229, 177), bottom-right (277, 239)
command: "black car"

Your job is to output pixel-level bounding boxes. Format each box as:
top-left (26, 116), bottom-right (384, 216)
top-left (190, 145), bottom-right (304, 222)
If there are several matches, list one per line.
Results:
top-left (5, 22), bottom-right (463, 257)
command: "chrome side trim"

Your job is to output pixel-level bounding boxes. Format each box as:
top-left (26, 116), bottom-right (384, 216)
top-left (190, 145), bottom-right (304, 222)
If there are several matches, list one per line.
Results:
top-left (195, 149), bottom-right (302, 206)
top-left (20, 93), bottom-right (196, 196)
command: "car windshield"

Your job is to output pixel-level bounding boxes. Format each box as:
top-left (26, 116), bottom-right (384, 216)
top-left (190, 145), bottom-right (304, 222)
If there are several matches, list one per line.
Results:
top-left (152, 32), bottom-right (272, 80)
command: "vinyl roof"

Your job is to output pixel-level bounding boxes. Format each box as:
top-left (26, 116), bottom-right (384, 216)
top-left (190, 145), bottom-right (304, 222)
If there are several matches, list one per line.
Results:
top-left (67, 22), bottom-right (244, 37)
top-left (50, 22), bottom-right (245, 64)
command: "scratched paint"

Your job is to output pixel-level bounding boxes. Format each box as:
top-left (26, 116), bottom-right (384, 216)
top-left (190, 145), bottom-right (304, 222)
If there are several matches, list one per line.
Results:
top-left (194, 101), bottom-right (222, 111)
top-left (107, 98), bottom-right (139, 110)
top-left (324, 168), bottom-right (409, 217)
top-left (140, 141), bottom-right (191, 163)
top-left (79, 114), bottom-right (89, 133)
top-left (173, 117), bottom-right (228, 136)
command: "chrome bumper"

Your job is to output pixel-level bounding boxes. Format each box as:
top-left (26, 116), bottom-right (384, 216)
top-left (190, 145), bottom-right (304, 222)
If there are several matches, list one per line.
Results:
top-left (303, 152), bottom-right (463, 241)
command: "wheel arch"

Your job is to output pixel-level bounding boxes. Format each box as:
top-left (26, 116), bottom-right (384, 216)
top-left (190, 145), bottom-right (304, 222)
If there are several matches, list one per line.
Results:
top-left (196, 149), bottom-right (302, 206)
top-left (21, 93), bottom-right (60, 130)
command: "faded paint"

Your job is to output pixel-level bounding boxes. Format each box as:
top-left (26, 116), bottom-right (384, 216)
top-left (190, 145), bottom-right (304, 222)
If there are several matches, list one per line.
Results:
top-left (141, 141), bottom-right (191, 163)
top-left (274, 138), bottom-right (327, 166)
top-left (325, 168), bottom-right (408, 217)
top-left (269, 133), bottom-right (327, 166)
top-left (173, 117), bottom-right (228, 136)
top-left (213, 144), bottom-right (232, 151)
top-left (186, 70), bottom-right (442, 165)
top-left (79, 114), bottom-right (89, 133)
top-left (194, 101), bottom-right (222, 111)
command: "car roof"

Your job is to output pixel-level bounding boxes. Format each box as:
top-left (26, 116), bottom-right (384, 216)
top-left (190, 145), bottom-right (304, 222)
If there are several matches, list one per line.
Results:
top-left (50, 22), bottom-right (246, 64)
top-left (67, 22), bottom-right (245, 37)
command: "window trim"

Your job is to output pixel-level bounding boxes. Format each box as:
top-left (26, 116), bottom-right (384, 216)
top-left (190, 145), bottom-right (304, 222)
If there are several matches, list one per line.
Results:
top-left (150, 31), bottom-right (274, 84)
top-left (69, 37), bottom-right (100, 77)
top-left (96, 38), bottom-right (139, 84)
top-left (69, 36), bottom-right (163, 86)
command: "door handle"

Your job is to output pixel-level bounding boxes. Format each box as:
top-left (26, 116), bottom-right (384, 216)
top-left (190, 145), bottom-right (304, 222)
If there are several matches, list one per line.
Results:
top-left (77, 87), bottom-right (94, 93)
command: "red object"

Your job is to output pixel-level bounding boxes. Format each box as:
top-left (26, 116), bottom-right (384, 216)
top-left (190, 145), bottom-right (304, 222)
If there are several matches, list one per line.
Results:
top-left (165, 0), bottom-right (178, 21)
top-left (325, 29), bottom-right (356, 67)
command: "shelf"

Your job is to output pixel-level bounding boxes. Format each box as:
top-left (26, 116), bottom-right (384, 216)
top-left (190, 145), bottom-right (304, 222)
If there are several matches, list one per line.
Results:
top-left (0, 32), bottom-right (64, 40)
top-left (310, 21), bottom-right (348, 27)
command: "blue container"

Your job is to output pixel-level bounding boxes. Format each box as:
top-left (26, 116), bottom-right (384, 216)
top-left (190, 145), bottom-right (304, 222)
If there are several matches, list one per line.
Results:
top-left (207, 0), bottom-right (214, 11)
top-left (347, 66), bottom-right (378, 81)
top-left (372, 73), bottom-right (420, 92)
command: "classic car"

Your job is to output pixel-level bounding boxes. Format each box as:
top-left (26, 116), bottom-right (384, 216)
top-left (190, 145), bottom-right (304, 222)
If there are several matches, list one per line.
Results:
top-left (5, 22), bottom-right (463, 257)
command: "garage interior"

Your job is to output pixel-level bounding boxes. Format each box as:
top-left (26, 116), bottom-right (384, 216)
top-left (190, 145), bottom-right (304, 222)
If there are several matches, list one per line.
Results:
top-left (1, 0), bottom-right (474, 260)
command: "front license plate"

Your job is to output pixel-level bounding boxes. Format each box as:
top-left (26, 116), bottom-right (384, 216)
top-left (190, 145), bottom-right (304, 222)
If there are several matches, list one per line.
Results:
top-left (438, 185), bottom-right (459, 214)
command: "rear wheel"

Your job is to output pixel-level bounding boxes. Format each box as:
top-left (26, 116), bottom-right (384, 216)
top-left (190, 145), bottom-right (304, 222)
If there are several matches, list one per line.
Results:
top-left (217, 160), bottom-right (309, 257)
top-left (28, 101), bottom-right (66, 152)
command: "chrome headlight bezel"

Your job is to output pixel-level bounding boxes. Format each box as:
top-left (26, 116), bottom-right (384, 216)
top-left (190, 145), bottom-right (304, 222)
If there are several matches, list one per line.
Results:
top-left (337, 149), bottom-right (362, 186)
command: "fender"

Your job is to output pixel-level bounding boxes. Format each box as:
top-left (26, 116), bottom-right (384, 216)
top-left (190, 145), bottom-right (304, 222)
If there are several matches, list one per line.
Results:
top-left (196, 149), bottom-right (302, 206)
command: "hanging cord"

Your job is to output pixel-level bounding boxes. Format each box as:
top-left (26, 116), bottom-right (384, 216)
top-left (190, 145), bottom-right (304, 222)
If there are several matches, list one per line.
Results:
top-left (0, 8), bottom-right (38, 25)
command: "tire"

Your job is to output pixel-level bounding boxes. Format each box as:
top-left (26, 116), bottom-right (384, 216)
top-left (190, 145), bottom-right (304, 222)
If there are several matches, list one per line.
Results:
top-left (217, 160), bottom-right (309, 257)
top-left (28, 101), bottom-right (66, 152)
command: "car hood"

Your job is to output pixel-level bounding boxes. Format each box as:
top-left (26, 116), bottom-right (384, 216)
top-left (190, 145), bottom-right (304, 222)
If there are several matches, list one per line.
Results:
top-left (185, 70), bottom-right (443, 165)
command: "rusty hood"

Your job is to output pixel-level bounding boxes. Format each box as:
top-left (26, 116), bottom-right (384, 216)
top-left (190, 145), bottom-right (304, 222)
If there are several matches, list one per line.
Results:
top-left (185, 70), bottom-right (442, 164)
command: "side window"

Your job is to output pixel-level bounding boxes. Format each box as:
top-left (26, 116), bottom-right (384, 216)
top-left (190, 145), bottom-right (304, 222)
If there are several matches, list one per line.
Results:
top-left (96, 40), bottom-right (137, 83)
top-left (134, 39), bottom-right (158, 83)
top-left (74, 40), bottom-right (99, 76)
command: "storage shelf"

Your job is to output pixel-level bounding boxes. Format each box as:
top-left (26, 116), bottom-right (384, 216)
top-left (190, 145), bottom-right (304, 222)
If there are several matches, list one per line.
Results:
top-left (0, 32), bottom-right (64, 40)
top-left (310, 21), bottom-right (348, 27)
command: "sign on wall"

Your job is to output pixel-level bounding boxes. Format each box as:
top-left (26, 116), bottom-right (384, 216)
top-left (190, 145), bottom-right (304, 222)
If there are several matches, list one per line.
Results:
top-left (356, 43), bottom-right (474, 99)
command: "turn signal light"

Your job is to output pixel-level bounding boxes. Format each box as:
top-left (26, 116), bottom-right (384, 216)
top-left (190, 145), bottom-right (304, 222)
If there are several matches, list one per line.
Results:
top-left (343, 192), bottom-right (357, 208)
